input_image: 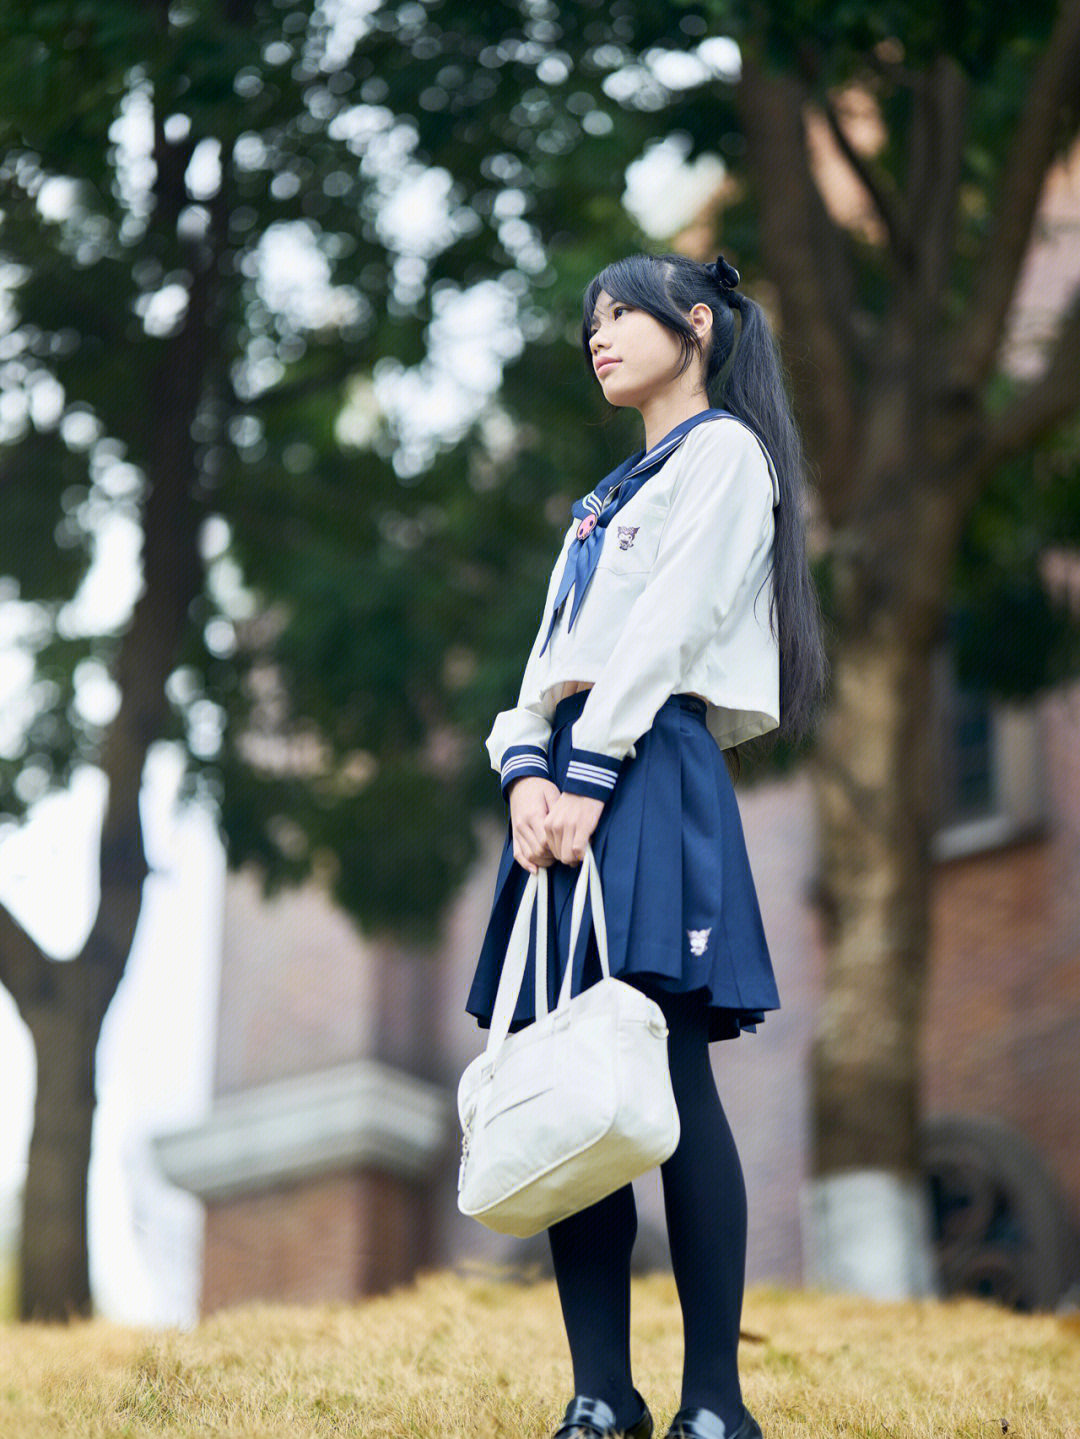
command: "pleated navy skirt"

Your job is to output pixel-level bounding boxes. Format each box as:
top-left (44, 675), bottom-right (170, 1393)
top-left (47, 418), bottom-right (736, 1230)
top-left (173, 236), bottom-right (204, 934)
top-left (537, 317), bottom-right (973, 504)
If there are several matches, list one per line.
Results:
top-left (465, 688), bottom-right (780, 1044)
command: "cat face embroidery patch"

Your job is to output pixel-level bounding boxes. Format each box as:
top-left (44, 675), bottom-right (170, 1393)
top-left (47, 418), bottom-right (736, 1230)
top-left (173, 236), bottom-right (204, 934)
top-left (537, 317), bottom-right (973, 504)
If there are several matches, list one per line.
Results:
top-left (687, 928), bottom-right (712, 956)
top-left (617, 525), bottom-right (639, 551)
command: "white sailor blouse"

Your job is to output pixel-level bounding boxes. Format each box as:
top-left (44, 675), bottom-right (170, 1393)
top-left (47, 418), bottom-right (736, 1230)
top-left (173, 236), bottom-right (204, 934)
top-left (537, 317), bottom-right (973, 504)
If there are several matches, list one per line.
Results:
top-left (486, 410), bottom-right (782, 804)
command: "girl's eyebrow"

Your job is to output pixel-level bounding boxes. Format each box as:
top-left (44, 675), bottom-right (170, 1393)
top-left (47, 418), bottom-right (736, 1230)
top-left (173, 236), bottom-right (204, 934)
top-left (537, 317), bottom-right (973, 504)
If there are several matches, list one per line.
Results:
top-left (588, 299), bottom-right (625, 330)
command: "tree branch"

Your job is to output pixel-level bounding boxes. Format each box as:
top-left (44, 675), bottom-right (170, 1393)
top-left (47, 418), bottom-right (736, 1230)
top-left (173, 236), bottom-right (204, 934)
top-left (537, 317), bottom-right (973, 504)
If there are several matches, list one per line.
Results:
top-left (951, 0), bottom-right (1080, 389)
top-left (0, 898), bottom-right (48, 1016)
top-left (737, 55), bottom-right (858, 520)
top-left (821, 91), bottom-right (914, 269)
top-left (910, 57), bottom-right (969, 316)
top-left (79, 163), bottom-right (227, 1004)
top-left (978, 286), bottom-right (1080, 478)
top-left (865, 51), bottom-right (924, 91)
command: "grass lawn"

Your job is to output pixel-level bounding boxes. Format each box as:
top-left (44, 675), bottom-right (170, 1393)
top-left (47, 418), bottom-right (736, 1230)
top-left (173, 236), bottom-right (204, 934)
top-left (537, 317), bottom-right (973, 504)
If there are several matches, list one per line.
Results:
top-left (1, 1269), bottom-right (1079, 1438)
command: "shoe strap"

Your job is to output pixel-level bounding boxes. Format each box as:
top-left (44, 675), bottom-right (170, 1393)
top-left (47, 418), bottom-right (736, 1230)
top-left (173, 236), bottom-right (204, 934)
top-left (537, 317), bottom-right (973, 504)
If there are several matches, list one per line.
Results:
top-left (666, 1409), bottom-right (731, 1439)
top-left (554, 1395), bottom-right (619, 1437)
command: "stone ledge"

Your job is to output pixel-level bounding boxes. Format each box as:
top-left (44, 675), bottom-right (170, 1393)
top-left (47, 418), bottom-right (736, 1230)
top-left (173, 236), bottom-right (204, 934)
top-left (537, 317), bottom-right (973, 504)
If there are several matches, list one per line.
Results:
top-left (931, 812), bottom-right (1048, 863)
top-left (151, 1060), bottom-right (453, 1200)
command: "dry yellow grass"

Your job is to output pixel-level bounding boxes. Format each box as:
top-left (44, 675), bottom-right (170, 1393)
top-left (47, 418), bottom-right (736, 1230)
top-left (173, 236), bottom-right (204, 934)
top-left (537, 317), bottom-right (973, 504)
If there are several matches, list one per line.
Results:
top-left (1, 1269), bottom-right (1079, 1438)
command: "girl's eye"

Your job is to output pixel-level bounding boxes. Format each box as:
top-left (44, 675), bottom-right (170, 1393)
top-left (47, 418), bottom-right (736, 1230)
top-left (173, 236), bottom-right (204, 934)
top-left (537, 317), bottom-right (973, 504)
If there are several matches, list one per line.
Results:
top-left (612, 305), bottom-right (627, 320)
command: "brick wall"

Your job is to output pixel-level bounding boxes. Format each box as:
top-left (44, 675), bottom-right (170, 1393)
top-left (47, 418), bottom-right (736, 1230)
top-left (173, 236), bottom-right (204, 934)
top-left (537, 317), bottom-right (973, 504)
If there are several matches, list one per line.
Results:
top-left (214, 869), bottom-right (378, 1094)
top-left (202, 1169), bottom-right (436, 1313)
top-left (922, 683), bottom-right (1080, 1218)
top-left (196, 869), bottom-right (443, 1314)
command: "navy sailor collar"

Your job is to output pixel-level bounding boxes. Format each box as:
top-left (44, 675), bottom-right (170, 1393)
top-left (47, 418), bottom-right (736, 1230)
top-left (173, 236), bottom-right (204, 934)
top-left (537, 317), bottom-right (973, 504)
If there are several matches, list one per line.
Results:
top-left (539, 408), bottom-right (778, 655)
top-left (575, 408), bottom-right (780, 521)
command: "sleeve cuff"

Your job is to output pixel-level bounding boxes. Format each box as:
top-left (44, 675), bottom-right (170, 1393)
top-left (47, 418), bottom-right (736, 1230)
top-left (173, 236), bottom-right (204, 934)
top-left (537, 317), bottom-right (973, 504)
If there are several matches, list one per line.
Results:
top-left (500, 744), bottom-right (552, 801)
top-left (561, 746), bottom-right (624, 803)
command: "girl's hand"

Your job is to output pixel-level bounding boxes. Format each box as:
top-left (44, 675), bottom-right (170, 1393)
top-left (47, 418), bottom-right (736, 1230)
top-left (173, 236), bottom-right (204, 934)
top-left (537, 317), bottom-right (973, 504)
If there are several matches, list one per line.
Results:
top-left (543, 791), bottom-right (606, 866)
top-left (508, 776), bottom-right (561, 873)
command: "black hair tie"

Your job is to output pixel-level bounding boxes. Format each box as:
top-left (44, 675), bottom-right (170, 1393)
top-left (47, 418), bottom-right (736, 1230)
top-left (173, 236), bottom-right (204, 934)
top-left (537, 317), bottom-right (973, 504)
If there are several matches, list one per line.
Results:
top-left (707, 254), bottom-right (740, 290)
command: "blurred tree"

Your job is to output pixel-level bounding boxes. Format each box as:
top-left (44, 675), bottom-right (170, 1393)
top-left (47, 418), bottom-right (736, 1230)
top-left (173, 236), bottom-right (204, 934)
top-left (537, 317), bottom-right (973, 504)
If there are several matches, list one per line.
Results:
top-left (723, 1), bottom-right (1080, 1292)
top-left (1, 0), bottom-right (1079, 1317)
top-left (0, 0), bottom-right (665, 1319)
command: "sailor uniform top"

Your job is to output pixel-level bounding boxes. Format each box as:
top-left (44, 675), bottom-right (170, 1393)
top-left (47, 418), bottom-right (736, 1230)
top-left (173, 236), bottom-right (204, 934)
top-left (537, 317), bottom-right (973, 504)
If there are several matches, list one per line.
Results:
top-left (486, 410), bottom-right (782, 804)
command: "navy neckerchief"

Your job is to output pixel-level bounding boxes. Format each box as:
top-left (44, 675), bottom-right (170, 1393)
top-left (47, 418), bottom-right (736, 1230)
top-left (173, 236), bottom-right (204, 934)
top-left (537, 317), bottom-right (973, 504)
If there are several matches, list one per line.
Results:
top-left (539, 408), bottom-right (738, 656)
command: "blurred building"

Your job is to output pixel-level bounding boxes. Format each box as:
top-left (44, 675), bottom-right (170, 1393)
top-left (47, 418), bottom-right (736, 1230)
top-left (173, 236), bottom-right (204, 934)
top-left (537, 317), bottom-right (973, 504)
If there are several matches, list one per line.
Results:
top-left (154, 125), bottom-right (1080, 1318)
top-left (152, 873), bottom-right (450, 1308)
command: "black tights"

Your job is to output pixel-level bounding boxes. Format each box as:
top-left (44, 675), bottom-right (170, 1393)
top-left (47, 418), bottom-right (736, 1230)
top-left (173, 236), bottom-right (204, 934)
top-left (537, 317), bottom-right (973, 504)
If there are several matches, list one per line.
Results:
top-left (547, 984), bottom-right (748, 1431)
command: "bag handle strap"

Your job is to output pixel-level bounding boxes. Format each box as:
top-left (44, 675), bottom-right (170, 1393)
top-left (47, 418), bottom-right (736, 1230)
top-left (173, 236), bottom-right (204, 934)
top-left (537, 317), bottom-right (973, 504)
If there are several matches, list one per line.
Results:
top-left (485, 869), bottom-right (536, 1058)
top-left (534, 864), bottom-right (549, 1021)
top-left (485, 842), bottom-right (609, 1057)
top-left (557, 843), bottom-right (609, 1011)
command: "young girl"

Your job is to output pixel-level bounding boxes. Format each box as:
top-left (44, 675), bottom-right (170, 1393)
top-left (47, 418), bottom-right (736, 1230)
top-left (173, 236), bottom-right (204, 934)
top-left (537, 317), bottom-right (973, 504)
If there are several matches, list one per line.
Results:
top-left (465, 252), bottom-right (829, 1439)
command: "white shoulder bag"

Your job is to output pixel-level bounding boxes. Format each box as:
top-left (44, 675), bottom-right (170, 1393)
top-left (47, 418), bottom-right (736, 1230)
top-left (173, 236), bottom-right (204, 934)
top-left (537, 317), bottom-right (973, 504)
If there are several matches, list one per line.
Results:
top-left (457, 842), bottom-right (680, 1237)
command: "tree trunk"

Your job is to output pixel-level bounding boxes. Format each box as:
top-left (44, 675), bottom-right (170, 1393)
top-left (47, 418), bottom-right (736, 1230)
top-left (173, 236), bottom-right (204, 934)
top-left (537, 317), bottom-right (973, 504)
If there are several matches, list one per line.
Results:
top-left (5, 161), bottom-right (222, 1320)
top-left (803, 613), bottom-right (940, 1296)
top-left (18, 962), bottom-right (115, 1319)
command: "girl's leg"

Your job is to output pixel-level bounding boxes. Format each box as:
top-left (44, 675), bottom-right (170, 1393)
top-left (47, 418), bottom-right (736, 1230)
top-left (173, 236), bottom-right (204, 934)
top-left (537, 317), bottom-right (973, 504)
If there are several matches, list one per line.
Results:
top-left (547, 1181), bottom-right (643, 1428)
top-left (651, 985), bottom-right (748, 1428)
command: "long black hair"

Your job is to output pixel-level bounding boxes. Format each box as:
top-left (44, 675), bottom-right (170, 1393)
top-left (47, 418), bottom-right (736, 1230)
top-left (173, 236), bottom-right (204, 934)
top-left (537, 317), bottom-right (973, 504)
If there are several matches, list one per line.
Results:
top-left (582, 252), bottom-right (829, 777)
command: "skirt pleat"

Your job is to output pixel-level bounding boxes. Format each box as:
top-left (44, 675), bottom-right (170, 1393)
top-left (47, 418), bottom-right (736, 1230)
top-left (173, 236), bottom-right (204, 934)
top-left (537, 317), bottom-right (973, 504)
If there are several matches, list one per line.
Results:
top-left (465, 689), bottom-right (780, 1043)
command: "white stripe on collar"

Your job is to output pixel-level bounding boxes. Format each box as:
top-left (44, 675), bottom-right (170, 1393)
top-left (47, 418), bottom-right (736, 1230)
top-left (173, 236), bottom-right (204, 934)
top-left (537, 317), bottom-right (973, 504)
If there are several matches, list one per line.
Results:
top-left (626, 431), bottom-right (685, 478)
top-left (634, 414), bottom-right (782, 508)
top-left (585, 414), bottom-right (782, 516)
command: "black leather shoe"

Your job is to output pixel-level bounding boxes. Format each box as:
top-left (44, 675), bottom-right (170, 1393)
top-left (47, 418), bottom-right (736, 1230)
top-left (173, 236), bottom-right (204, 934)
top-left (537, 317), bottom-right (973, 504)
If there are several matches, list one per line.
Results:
top-left (663, 1406), bottom-right (763, 1439)
top-left (553, 1391), bottom-right (654, 1439)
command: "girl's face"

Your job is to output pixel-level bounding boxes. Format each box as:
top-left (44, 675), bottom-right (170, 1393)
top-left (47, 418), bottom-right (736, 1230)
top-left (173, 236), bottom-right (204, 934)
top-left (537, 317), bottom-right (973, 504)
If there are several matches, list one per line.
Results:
top-left (587, 290), bottom-right (710, 411)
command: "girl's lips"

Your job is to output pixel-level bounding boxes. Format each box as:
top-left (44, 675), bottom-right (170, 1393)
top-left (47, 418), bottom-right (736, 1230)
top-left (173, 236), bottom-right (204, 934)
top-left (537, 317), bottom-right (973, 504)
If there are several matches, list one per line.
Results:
top-left (595, 358), bottom-right (620, 376)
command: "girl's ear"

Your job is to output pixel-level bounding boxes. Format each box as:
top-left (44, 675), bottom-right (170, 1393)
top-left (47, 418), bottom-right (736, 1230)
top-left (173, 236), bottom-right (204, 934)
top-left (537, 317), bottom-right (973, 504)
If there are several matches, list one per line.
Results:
top-left (689, 302), bottom-right (714, 344)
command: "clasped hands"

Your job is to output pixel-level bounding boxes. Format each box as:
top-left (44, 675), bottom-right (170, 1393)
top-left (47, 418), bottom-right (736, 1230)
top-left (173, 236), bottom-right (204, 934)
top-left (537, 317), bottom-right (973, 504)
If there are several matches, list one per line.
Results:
top-left (508, 776), bottom-right (605, 872)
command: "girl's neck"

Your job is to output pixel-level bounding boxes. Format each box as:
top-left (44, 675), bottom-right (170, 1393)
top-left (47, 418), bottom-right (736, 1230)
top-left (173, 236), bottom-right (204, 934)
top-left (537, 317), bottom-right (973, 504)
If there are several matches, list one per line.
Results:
top-left (638, 389), bottom-right (710, 453)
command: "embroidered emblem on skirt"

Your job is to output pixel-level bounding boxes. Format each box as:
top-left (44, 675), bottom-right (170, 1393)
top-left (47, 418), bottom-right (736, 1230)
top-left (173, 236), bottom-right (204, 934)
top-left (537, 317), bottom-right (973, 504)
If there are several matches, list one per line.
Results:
top-left (688, 927), bottom-right (712, 956)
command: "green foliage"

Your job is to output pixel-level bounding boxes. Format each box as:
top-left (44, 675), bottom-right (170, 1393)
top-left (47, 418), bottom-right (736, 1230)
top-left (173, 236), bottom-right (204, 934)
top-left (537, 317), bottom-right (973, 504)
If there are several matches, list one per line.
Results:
top-left (951, 425), bottom-right (1080, 697)
top-left (0, 432), bottom-right (91, 598)
top-left (717, 0), bottom-right (1058, 77)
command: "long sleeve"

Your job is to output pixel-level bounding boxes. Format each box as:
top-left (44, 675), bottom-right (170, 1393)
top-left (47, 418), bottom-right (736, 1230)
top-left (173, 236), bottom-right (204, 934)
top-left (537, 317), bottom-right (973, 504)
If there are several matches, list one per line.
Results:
top-left (561, 421), bottom-right (778, 802)
top-left (484, 527), bottom-right (573, 801)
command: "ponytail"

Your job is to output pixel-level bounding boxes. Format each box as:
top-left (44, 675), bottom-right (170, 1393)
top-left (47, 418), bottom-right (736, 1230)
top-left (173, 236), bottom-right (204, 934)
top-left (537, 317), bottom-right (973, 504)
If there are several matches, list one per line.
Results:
top-left (717, 286), bottom-right (830, 774)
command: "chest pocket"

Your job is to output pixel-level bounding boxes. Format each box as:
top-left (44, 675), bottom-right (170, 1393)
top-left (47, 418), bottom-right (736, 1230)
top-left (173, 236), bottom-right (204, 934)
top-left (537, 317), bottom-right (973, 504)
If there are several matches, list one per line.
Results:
top-left (595, 497), bottom-right (668, 576)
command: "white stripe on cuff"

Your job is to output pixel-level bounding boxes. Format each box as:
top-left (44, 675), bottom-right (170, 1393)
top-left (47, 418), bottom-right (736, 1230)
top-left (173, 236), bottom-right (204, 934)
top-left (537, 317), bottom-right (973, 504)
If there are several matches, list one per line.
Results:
top-left (565, 761), bottom-right (618, 789)
top-left (502, 754), bottom-right (548, 775)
